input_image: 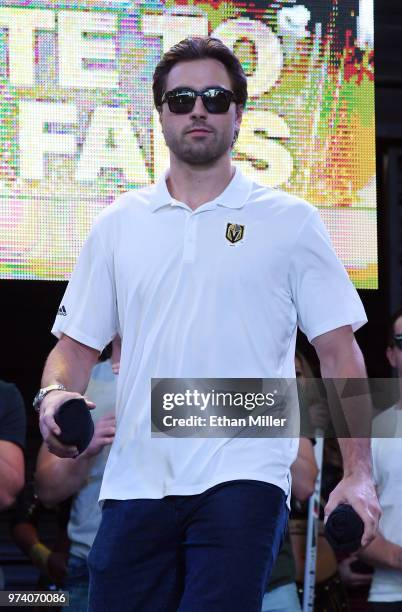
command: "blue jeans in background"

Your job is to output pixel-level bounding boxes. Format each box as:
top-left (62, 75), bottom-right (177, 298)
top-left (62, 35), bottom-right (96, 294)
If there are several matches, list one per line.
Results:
top-left (261, 582), bottom-right (302, 612)
top-left (88, 479), bottom-right (288, 612)
top-left (65, 554), bottom-right (89, 612)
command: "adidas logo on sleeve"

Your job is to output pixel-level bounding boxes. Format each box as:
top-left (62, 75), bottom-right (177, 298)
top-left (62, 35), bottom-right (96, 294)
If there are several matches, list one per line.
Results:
top-left (57, 305), bottom-right (67, 316)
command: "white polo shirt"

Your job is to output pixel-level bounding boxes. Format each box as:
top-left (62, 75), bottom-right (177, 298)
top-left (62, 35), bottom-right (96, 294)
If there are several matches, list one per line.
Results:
top-left (52, 167), bottom-right (366, 504)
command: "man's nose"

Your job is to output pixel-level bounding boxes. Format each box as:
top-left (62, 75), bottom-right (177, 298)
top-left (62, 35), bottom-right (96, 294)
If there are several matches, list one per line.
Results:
top-left (189, 94), bottom-right (208, 118)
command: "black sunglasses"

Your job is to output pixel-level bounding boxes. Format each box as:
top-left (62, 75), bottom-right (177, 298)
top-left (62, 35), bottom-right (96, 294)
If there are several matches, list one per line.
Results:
top-left (394, 335), bottom-right (402, 349)
top-left (161, 87), bottom-right (236, 114)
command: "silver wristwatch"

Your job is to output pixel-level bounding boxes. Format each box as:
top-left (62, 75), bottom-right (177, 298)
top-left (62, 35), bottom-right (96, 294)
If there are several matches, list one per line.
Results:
top-left (33, 384), bottom-right (66, 412)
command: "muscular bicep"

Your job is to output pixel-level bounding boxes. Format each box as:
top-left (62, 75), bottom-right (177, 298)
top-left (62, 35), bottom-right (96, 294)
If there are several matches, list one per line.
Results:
top-left (58, 333), bottom-right (100, 362)
top-left (312, 325), bottom-right (366, 378)
top-left (42, 334), bottom-right (99, 392)
top-left (312, 325), bottom-right (354, 359)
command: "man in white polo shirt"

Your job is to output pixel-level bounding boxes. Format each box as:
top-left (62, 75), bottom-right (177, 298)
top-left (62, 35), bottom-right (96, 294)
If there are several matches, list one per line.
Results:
top-left (36, 36), bottom-right (380, 611)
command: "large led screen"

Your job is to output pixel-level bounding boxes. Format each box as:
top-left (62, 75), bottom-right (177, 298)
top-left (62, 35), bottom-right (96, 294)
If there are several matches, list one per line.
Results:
top-left (0, 0), bottom-right (377, 287)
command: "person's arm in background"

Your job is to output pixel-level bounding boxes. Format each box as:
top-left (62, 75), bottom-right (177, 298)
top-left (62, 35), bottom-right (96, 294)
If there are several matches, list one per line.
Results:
top-left (12, 521), bottom-right (51, 573)
top-left (357, 532), bottom-right (402, 571)
top-left (35, 411), bottom-right (115, 507)
top-left (312, 325), bottom-right (381, 548)
top-left (0, 441), bottom-right (24, 509)
top-left (0, 382), bottom-right (26, 509)
top-left (38, 335), bottom-right (99, 458)
top-left (291, 438), bottom-right (318, 501)
top-left (10, 483), bottom-right (68, 586)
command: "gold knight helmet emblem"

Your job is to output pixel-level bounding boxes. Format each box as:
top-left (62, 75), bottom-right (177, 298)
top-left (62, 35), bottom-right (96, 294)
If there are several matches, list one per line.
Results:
top-left (226, 223), bottom-right (245, 244)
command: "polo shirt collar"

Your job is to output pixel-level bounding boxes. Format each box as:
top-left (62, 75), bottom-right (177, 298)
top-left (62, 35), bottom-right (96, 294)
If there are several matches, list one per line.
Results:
top-left (149, 166), bottom-right (253, 212)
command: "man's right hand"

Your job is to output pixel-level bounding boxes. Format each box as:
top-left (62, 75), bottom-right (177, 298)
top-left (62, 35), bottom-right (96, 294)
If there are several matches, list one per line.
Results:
top-left (39, 390), bottom-right (96, 458)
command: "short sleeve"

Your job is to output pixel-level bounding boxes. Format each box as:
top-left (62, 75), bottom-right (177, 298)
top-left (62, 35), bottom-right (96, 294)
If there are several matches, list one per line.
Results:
top-left (0, 381), bottom-right (26, 450)
top-left (289, 208), bottom-right (367, 343)
top-left (51, 224), bottom-right (117, 351)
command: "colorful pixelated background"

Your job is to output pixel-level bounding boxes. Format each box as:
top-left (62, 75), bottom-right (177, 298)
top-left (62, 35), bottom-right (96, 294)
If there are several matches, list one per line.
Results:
top-left (0, 0), bottom-right (376, 287)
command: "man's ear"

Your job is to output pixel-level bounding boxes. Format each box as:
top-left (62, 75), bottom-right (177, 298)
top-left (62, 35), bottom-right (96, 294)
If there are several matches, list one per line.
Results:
top-left (386, 346), bottom-right (397, 368)
top-left (235, 104), bottom-right (243, 131)
top-left (156, 105), bottom-right (165, 128)
top-left (231, 104), bottom-right (243, 148)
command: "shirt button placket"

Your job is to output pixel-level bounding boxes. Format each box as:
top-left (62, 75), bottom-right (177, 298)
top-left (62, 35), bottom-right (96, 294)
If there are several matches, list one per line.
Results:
top-left (183, 213), bottom-right (197, 263)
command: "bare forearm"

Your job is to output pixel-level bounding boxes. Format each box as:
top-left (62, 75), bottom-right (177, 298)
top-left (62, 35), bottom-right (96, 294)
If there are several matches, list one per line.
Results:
top-left (12, 523), bottom-right (40, 557)
top-left (359, 532), bottom-right (402, 570)
top-left (313, 328), bottom-right (381, 548)
top-left (35, 451), bottom-right (91, 506)
top-left (41, 335), bottom-right (98, 394)
top-left (337, 437), bottom-right (372, 477)
top-left (291, 458), bottom-right (317, 500)
top-left (11, 523), bottom-right (53, 573)
top-left (291, 439), bottom-right (318, 501)
top-left (316, 330), bottom-right (373, 473)
top-left (318, 333), bottom-right (367, 380)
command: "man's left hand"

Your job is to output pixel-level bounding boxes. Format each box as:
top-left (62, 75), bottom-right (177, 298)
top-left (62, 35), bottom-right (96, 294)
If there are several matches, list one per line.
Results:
top-left (324, 471), bottom-right (381, 548)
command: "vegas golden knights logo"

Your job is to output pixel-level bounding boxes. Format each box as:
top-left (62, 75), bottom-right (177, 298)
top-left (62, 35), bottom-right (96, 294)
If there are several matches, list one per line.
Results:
top-left (226, 223), bottom-right (245, 244)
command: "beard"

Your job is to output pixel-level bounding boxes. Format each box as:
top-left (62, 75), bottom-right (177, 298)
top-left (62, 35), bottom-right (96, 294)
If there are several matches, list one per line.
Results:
top-left (163, 125), bottom-right (234, 166)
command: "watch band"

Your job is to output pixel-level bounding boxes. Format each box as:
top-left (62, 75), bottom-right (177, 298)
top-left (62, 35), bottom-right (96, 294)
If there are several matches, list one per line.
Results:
top-left (33, 384), bottom-right (66, 412)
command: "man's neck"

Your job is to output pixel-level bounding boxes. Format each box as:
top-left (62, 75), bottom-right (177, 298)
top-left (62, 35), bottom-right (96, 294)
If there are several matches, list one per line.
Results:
top-left (166, 155), bottom-right (235, 210)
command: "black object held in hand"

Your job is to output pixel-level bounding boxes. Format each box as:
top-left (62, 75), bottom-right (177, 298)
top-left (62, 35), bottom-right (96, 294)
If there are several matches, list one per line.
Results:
top-left (324, 503), bottom-right (364, 553)
top-left (54, 398), bottom-right (94, 454)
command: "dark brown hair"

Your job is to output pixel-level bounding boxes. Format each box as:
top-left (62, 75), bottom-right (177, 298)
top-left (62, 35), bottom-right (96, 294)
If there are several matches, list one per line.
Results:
top-left (388, 307), bottom-right (402, 347)
top-left (152, 36), bottom-right (248, 110)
